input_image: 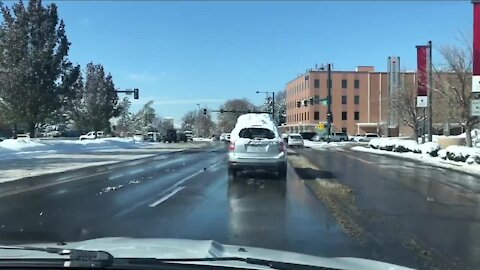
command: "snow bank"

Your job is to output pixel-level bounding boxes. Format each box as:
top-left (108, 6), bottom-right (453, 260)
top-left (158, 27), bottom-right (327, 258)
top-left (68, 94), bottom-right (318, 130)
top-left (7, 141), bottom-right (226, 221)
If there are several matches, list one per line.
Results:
top-left (369, 138), bottom-right (428, 154)
top-left (0, 137), bottom-right (153, 160)
top-left (303, 140), bottom-right (350, 150)
top-left (419, 142), bottom-right (441, 156)
top-left (352, 146), bottom-right (480, 176)
top-left (444, 145), bottom-right (480, 163)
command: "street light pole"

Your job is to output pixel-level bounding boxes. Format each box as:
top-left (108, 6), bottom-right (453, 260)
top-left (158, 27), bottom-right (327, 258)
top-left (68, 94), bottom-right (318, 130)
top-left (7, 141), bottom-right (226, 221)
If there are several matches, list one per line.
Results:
top-left (428, 40), bottom-right (433, 142)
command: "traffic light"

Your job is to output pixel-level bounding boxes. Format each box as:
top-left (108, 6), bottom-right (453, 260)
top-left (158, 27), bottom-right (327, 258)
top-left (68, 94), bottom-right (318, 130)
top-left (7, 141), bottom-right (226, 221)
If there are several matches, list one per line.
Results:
top-left (309, 97), bottom-right (314, 105)
top-left (133, 88), bottom-right (139, 99)
top-left (303, 99), bottom-right (308, 107)
top-left (220, 109), bottom-right (224, 114)
top-left (296, 101), bottom-right (301, 108)
top-left (327, 112), bottom-right (333, 122)
top-left (203, 108), bottom-right (207, 115)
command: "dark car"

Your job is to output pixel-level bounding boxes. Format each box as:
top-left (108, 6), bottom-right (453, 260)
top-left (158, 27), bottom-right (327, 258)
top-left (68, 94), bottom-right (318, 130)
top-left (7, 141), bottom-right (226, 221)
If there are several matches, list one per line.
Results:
top-left (300, 132), bottom-right (317, 141)
top-left (177, 131), bottom-right (188, 143)
top-left (161, 129), bottom-right (177, 143)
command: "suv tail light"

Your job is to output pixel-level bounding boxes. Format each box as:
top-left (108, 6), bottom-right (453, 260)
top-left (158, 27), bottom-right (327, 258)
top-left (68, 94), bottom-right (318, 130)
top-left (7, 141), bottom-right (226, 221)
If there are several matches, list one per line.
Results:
top-left (228, 141), bottom-right (235, 151)
top-left (279, 141), bottom-right (286, 152)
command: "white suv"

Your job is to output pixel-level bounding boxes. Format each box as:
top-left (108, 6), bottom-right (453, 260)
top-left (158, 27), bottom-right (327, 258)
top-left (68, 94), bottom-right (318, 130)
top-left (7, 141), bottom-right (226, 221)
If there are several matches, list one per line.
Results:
top-left (227, 113), bottom-right (287, 179)
top-left (79, 131), bottom-right (104, 140)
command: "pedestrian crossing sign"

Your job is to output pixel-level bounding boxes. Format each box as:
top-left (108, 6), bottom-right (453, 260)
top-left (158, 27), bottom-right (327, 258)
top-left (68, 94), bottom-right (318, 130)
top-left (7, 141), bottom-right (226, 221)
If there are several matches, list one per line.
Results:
top-left (318, 123), bottom-right (325, 129)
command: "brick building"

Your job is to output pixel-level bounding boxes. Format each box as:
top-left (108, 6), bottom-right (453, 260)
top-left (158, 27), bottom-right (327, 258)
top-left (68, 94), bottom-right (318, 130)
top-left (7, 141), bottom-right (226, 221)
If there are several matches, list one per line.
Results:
top-left (283, 66), bottom-right (467, 136)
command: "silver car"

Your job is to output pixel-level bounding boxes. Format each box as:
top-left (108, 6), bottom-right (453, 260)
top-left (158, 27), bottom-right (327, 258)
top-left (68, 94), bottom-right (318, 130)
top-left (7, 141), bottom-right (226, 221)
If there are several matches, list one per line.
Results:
top-left (287, 134), bottom-right (304, 148)
top-left (228, 124), bottom-right (287, 179)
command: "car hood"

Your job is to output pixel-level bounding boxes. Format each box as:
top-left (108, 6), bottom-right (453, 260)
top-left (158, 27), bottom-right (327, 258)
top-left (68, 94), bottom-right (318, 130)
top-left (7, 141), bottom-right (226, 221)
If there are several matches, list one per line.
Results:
top-left (0, 237), bottom-right (413, 270)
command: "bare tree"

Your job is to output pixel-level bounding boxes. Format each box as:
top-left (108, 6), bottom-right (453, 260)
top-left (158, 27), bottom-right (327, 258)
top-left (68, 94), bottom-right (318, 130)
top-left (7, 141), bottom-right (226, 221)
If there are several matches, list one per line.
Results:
top-left (391, 78), bottom-right (424, 139)
top-left (435, 43), bottom-right (479, 146)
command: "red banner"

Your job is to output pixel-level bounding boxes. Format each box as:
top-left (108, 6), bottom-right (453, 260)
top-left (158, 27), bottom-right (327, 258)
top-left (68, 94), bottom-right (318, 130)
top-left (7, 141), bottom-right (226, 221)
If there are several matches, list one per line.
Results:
top-left (416, 45), bottom-right (430, 97)
top-left (474, 1), bottom-right (480, 76)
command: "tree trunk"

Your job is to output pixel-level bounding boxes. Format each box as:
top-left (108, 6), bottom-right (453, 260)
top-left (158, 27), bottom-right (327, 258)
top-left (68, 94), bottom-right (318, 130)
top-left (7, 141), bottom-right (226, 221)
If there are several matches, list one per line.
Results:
top-left (465, 125), bottom-right (472, 147)
top-left (28, 121), bottom-right (36, 138)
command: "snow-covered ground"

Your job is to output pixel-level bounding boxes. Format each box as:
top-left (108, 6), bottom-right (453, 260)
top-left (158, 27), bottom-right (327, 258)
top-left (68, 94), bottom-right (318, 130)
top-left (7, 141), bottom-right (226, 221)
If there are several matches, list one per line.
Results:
top-left (0, 138), bottom-right (210, 183)
top-left (192, 138), bottom-right (213, 142)
top-left (303, 140), bottom-right (360, 150)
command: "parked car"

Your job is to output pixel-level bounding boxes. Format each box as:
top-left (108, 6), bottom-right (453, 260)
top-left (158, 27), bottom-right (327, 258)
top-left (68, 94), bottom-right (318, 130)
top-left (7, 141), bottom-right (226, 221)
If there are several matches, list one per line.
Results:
top-left (299, 132), bottom-right (317, 141)
top-left (312, 132), bottom-right (349, 142)
top-left (356, 133), bottom-right (380, 142)
top-left (287, 134), bottom-right (304, 148)
top-left (228, 113), bottom-right (287, 179)
top-left (177, 131), bottom-right (188, 142)
top-left (79, 131), bottom-right (104, 140)
top-left (133, 133), bottom-right (144, 142)
top-left (16, 133), bottom-right (31, 139)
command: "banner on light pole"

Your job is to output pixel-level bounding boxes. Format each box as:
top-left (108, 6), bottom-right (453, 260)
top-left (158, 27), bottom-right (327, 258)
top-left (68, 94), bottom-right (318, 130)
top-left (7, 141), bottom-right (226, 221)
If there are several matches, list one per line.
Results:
top-left (416, 45), bottom-right (430, 100)
top-left (473, 0), bottom-right (480, 92)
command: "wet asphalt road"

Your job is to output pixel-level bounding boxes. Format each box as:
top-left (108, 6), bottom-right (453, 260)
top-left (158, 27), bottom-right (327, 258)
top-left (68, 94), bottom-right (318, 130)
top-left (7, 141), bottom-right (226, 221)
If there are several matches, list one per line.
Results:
top-left (297, 147), bottom-right (480, 270)
top-left (0, 143), bottom-right (479, 269)
top-left (0, 143), bottom-right (364, 259)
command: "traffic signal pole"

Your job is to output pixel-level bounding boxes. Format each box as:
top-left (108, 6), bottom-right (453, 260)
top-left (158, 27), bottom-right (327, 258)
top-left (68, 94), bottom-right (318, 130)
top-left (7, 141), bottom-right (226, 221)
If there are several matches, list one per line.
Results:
top-left (327, 64), bottom-right (332, 142)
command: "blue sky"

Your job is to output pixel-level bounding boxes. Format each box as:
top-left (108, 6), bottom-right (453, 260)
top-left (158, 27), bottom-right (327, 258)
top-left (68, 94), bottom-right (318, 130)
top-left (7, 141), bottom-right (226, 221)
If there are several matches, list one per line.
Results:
top-left (49, 0), bottom-right (473, 123)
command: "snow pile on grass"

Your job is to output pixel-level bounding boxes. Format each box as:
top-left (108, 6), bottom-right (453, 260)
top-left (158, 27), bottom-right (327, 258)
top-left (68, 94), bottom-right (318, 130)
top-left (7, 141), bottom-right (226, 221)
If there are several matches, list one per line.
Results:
top-left (419, 142), bottom-right (441, 157)
top-left (0, 138), bottom-right (45, 151)
top-left (444, 145), bottom-right (480, 163)
top-left (369, 138), bottom-right (435, 155)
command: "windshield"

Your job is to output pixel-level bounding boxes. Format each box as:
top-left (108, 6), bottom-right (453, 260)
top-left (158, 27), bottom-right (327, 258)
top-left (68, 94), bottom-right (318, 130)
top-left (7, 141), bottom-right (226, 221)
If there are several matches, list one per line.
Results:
top-left (0, 1), bottom-right (479, 270)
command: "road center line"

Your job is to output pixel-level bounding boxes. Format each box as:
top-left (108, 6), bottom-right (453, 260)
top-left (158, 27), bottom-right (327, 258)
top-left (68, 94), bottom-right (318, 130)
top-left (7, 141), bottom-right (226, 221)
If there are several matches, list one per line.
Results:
top-left (149, 186), bottom-right (185, 207)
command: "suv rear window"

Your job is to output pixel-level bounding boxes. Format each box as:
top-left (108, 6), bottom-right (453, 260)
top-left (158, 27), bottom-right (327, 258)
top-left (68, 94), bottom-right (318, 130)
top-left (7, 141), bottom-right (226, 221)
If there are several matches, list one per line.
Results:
top-left (239, 128), bottom-right (275, 139)
top-left (290, 135), bottom-right (303, 140)
top-left (367, 134), bottom-right (379, 137)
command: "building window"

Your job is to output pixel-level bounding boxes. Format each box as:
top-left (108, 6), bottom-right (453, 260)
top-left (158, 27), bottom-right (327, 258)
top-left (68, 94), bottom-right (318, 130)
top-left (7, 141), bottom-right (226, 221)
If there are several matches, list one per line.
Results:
top-left (342, 79), bottom-right (347, 89)
top-left (341, 128), bottom-right (347, 134)
top-left (342, 111), bottom-right (348, 120)
top-left (314, 111), bottom-right (319, 120)
top-left (314, 79), bottom-right (320, 88)
top-left (354, 79), bottom-right (360, 89)
top-left (342, 95), bottom-right (347, 104)
top-left (307, 112), bottom-right (309, 120)
top-left (354, 111), bottom-right (360, 120)
top-left (354, 95), bottom-right (360, 105)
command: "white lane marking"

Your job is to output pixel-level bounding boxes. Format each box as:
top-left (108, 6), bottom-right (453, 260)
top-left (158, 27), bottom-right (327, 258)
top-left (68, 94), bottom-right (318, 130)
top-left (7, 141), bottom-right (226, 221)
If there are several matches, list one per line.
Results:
top-left (149, 186), bottom-right (185, 207)
top-left (147, 169), bottom-right (205, 208)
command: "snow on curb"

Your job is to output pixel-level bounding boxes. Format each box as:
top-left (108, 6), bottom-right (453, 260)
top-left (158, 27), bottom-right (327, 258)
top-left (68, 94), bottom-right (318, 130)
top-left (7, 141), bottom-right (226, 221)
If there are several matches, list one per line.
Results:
top-left (303, 140), bottom-right (354, 150)
top-left (352, 146), bottom-right (480, 176)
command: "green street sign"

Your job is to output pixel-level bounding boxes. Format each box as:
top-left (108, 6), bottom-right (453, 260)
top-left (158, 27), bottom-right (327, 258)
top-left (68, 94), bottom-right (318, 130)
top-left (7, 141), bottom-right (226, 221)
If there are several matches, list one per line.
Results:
top-left (321, 99), bottom-right (329, 106)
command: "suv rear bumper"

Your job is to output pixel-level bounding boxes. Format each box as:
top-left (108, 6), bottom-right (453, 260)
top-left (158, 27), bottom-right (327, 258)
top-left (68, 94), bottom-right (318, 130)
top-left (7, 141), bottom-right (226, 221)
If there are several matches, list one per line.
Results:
top-left (228, 152), bottom-right (286, 169)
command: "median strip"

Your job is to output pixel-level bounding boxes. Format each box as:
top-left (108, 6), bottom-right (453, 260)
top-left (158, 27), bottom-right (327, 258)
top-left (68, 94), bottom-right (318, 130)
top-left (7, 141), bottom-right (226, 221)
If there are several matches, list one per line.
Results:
top-left (287, 153), bottom-right (364, 242)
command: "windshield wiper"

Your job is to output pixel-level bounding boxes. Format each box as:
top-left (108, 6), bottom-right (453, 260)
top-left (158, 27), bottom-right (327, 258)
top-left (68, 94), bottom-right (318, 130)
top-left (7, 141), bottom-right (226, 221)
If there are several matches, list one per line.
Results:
top-left (0, 245), bottom-right (113, 268)
top-left (0, 246), bottom-right (342, 270)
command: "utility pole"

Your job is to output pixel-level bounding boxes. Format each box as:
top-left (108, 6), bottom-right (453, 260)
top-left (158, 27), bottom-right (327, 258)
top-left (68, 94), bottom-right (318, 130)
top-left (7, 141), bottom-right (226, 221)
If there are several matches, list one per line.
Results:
top-left (428, 40), bottom-right (433, 142)
top-left (196, 103), bottom-right (201, 138)
top-left (327, 63), bottom-right (332, 142)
